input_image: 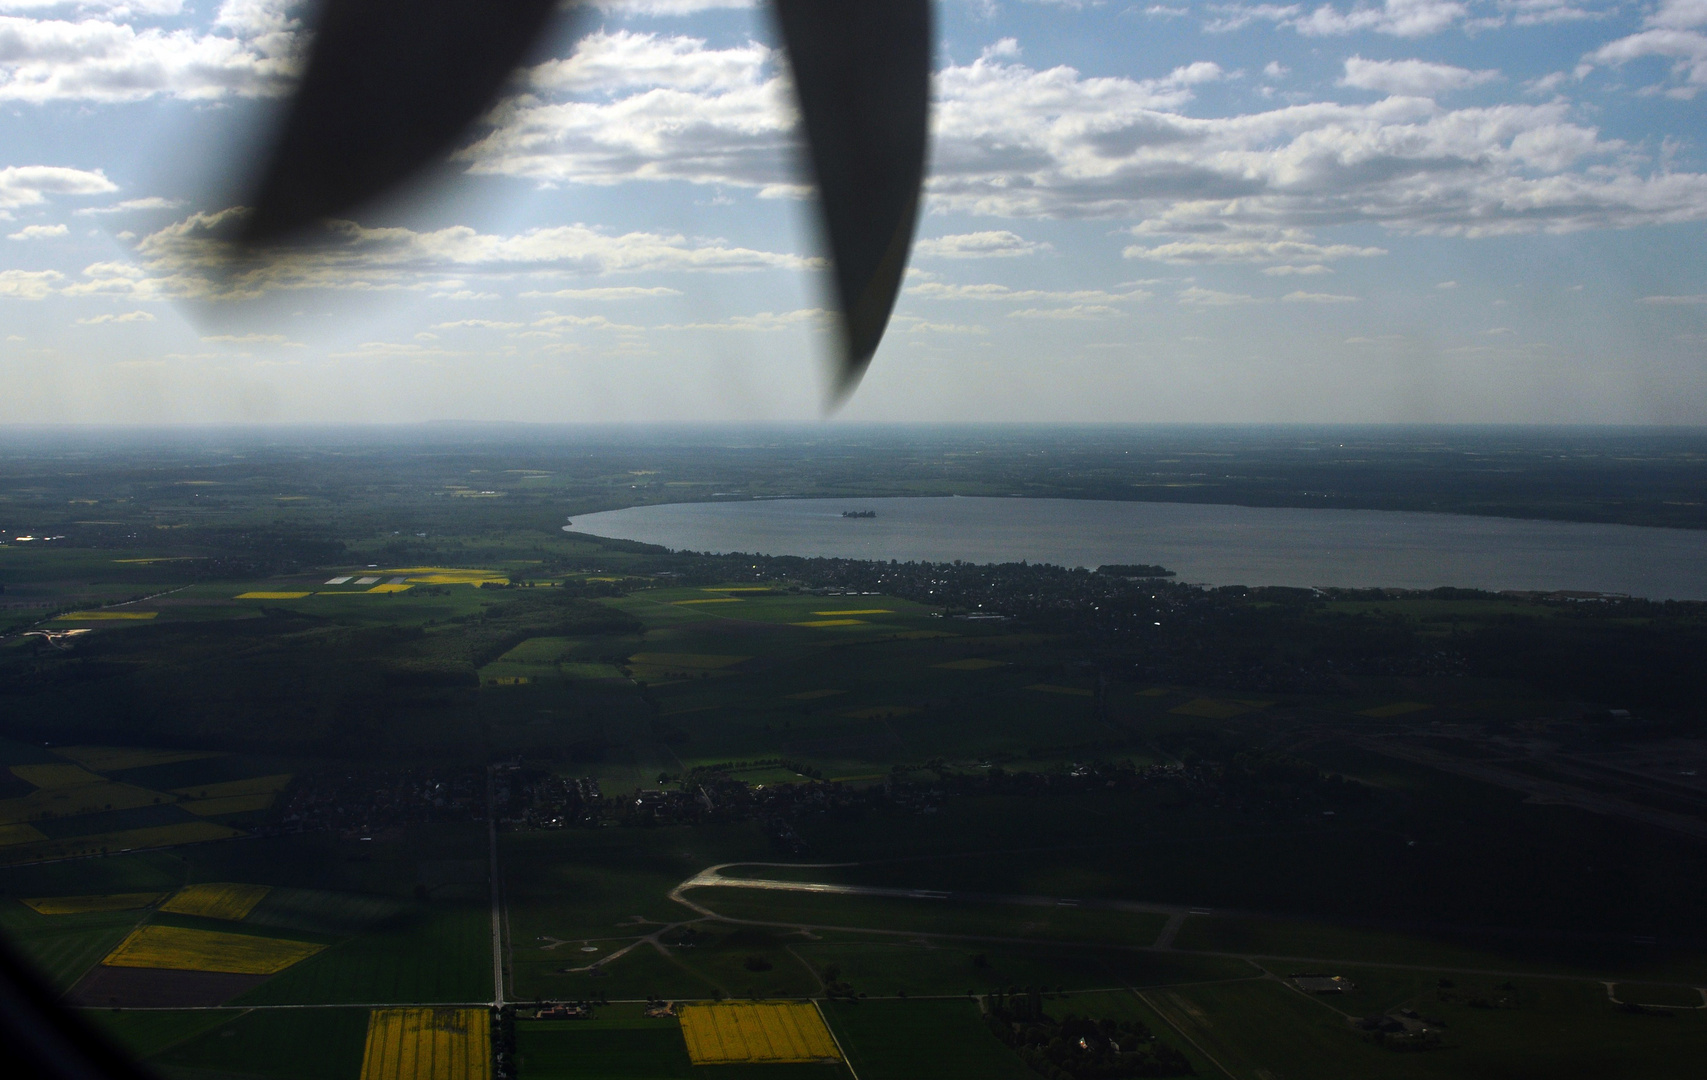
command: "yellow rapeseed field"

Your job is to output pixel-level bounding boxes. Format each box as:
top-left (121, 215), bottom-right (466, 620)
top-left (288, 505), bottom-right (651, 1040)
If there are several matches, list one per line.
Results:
top-left (360, 1008), bottom-right (492, 1080)
top-left (171, 774), bottom-right (292, 801)
top-left (0, 822), bottom-right (242, 865)
top-left (389, 567), bottom-right (508, 586)
top-left (811, 609), bottom-right (892, 616)
top-left (22, 893), bottom-right (163, 915)
top-left (0, 823), bottom-right (48, 847)
top-left (673, 598), bottom-right (743, 605)
top-left (10, 764), bottom-right (105, 789)
top-left (160, 883), bottom-right (271, 921)
top-left (102, 925), bottom-right (323, 974)
top-left (677, 1003), bottom-right (841, 1065)
top-left (0, 780), bottom-right (176, 826)
top-left (53, 746), bottom-right (223, 772)
top-left (52, 611), bottom-right (157, 621)
top-left (367, 584), bottom-right (414, 594)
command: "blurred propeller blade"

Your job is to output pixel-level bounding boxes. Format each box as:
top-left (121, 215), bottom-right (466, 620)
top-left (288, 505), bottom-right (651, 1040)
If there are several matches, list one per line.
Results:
top-left (242, 0), bottom-right (566, 243)
top-left (773, 0), bottom-right (933, 401)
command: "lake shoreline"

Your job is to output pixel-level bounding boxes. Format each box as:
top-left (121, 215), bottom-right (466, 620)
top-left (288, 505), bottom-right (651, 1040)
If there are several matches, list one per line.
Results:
top-left (570, 495), bottom-right (1707, 601)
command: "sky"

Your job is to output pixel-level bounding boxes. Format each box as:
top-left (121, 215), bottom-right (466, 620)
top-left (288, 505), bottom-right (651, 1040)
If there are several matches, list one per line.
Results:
top-left (0, 0), bottom-right (1704, 425)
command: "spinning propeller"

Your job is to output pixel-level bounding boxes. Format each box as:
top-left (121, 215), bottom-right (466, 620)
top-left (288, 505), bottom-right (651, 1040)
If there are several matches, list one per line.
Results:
top-left (241, 0), bottom-right (934, 400)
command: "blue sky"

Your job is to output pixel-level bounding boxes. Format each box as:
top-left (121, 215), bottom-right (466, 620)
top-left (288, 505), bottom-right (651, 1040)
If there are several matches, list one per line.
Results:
top-left (1, 0), bottom-right (1704, 423)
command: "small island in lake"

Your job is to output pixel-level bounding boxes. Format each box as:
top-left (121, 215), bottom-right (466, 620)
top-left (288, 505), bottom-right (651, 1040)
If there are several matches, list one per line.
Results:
top-left (842, 510), bottom-right (877, 518)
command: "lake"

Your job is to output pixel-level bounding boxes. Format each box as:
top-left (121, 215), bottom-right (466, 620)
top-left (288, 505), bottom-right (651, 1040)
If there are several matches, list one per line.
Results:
top-left (568, 497), bottom-right (1707, 600)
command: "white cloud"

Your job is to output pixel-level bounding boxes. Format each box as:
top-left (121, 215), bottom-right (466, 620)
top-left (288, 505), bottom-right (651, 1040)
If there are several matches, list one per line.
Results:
top-left (908, 281), bottom-right (1151, 303)
top-left (1293, 0), bottom-right (1470, 38)
top-left (1177, 286), bottom-right (1264, 305)
top-left (1124, 235), bottom-right (1386, 262)
top-left (1340, 56), bottom-right (1500, 96)
top-left (1204, 0), bottom-right (1472, 36)
top-left (0, 267), bottom-right (61, 297)
top-left (1263, 60), bottom-right (1290, 78)
top-left (914, 230), bottom-right (1048, 258)
top-left (201, 332), bottom-right (289, 343)
top-left (7, 222), bottom-right (65, 239)
top-left (1263, 263), bottom-right (1334, 274)
top-left (592, 0), bottom-right (755, 13)
top-left (903, 318), bottom-right (988, 334)
top-left (0, 0), bottom-right (185, 14)
top-left (0, 165), bottom-right (115, 208)
top-left (660, 308), bottom-right (826, 331)
top-left (519, 285), bottom-right (683, 299)
top-left (1649, 0), bottom-right (1707, 30)
top-left (456, 32), bottom-right (1705, 240)
top-left (75, 196), bottom-right (182, 215)
top-left (1587, 28), bottom-right (1707, 97)
top-left (1282, 289), bottom-right (1359, 301)
top-left (1203, 4), bottom-right (1302, 33)
top-left (0, 14), bottom-right (300, 103)
top-left (1581, 0), bottom-right (1707, 96)
top-left (1007, 304), bottom-right (1123, 318)
top-left (76, 308), bottom-right (153, 322)
top-left (1638, 293), bottom-right (1707, 304)
top-left (926, 57), bottom-right (1705, 235)
top-left (72, 208), bottom-right (816, 300)
top-left (1501, 0), bottom-right (1603, 26)
top-left (463, 30), bottom-right (793, 188)
top-left (1436, 279), bottom-right (1458, 288)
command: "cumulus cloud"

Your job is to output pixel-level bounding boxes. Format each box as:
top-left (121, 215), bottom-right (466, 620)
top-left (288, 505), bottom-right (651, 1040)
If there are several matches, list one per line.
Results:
top-left (454, 32), bottom-right (1707, 239)
top-left (908, 281), bottom-right (1152, 303)
top-left (0, 10), bottom-right (301, 103)
top-left (1638, 293), bottom-right (1707, 304)
top-left (76, 196), bottom-right (182, 215)
top-left (1293, 0), bottom-right (1470, 37)
top-left (0, 267), bottom-right (61, 297)
top-left (462, 30), bottom-right (794, 188)
top-left (1340, 56), bottom-right (1500, 95)
top-left (518, 285), bottom-right (683, 299)
top-left (1282, 289), bottom-right (1359, 301)
top-left (1007, 304), bottom-right (1123, 319)
top-left (0, 165), bottom-right (115, 208)
top-left (1177, 286), bottom-right (1264, 304)
top-left (1582, 0), bottom-right (1707, 97)
top-left (914, 230), bottom-right (1048, 258)
top-left (1124, 234), bottom-right (1386, 262)
top-left (7, 222), bottom-right (65, 239)
top-left (659, 308), bottom-right (826, 331)
top-left (76, 308), bottom-right (153, 322)
top-left (66, 207), bottom-right (815, 300)
top-left (1204, 0), bottom-right (1470, 37)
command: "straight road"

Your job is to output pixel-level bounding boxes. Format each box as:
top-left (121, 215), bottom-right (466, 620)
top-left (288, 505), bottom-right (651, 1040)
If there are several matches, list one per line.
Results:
top-left (487, 766), bottom-right (504, 1008)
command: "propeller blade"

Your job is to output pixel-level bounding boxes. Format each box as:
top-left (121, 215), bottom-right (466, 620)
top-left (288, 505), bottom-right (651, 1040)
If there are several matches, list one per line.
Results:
top-left (773, 0), bottom-right (933, 400)
top-left (242, 0), bottom-right (566, 243)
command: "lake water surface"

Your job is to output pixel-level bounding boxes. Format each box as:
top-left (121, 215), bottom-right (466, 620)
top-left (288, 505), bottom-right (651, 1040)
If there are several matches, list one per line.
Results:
top-left (570, 497), bottom-right (1707, 600)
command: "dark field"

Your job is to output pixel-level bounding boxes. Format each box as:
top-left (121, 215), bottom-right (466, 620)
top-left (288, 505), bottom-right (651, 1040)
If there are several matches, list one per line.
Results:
top-left (0, 427), bottom-right (1704, 1079)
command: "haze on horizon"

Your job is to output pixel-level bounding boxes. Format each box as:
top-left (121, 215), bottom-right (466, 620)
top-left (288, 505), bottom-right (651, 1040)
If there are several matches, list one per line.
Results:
top-left (0, 0), bottom-right (1704, 426)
